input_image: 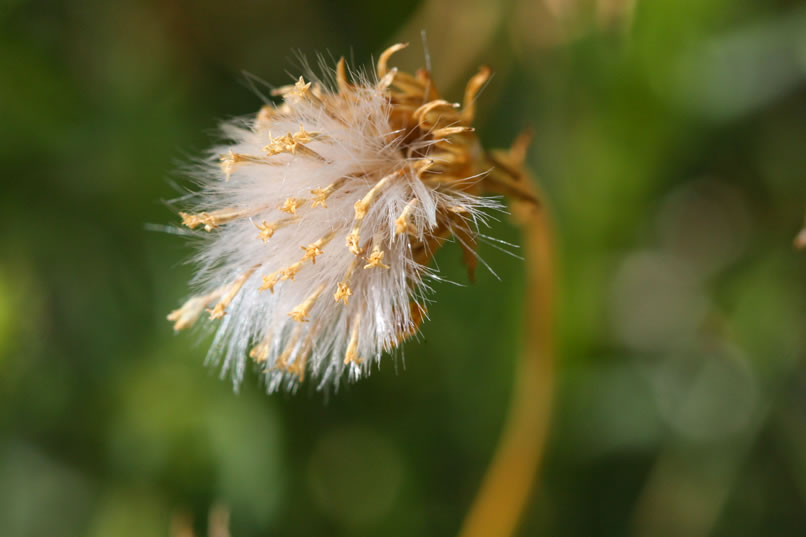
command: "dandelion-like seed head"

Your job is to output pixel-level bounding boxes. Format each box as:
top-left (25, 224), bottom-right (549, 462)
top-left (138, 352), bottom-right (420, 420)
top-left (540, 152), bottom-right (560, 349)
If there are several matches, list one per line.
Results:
top-left (168, 44), bottom-right (535, 392)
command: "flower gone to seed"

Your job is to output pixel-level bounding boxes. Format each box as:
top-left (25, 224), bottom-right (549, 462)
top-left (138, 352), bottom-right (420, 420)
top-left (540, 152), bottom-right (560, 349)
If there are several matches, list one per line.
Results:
top-left (288, 285), bottom-right (326, 322)
top-left (168, 45), bottom-right (535, 393)
top-left (395, 198), bottom-right (418, 235)
top-left (344, 312), bottom-right (363, 365)
top-left (334, 282), bottom-right (352, 304)
top-left (310, 177), bottom-right (347, 208)
top-left (206, 267), bottom-right (257, 320)
top-left (279, 197), bottom-right (304, 215)
top-left (301, 230), bottom-right (337, 264)
top-left (364, 245), bottom-right (390, 269)
top-left (180, 208), bottom-right (254, 232)
top-left (167, 288), bottom-right (224, 331)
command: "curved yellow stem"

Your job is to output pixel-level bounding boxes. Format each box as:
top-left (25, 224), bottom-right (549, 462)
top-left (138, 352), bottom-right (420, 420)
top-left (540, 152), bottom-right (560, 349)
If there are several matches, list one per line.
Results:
top-left (458, 190), bottom-right (556, 537)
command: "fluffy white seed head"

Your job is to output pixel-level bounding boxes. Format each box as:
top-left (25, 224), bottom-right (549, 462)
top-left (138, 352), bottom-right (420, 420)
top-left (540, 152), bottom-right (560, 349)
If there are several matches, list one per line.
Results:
top-left (168, 46), bottom-right (526, 393)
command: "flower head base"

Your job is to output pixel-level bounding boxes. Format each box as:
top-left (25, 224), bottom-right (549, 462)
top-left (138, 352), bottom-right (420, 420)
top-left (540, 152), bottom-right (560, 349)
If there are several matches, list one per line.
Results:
top-left (168, 44), bottom-right (535, 393)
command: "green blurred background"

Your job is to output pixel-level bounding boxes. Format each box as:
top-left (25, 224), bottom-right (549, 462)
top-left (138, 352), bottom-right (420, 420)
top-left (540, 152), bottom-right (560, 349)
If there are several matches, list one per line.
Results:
top-left (3, 0), bottom-right (806, 535)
